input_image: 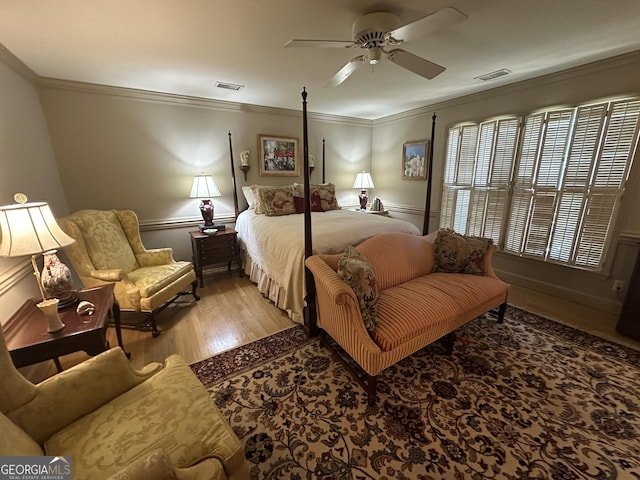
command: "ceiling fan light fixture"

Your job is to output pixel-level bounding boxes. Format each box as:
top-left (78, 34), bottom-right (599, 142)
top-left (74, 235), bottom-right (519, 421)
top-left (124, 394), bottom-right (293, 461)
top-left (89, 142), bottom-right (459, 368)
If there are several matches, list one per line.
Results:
top-left (366, 47), bottom-right (382, 65)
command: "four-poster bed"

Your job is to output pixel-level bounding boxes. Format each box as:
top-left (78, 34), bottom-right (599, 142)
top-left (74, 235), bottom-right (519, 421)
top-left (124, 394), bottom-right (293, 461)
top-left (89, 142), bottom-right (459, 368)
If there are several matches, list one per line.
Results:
top-left (228, 88), bottom-right (434, 330)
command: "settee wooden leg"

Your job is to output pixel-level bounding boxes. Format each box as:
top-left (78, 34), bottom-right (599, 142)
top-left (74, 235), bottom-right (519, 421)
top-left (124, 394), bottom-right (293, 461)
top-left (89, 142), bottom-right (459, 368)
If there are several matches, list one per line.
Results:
top-left (443, 331), bottom-right (456, 355)
top-left (191, 280), bottom-right (200, 301)
top-left (150, 315), bottom-right (159, 337)
top-left (497, 302), bottom-right (507, 324)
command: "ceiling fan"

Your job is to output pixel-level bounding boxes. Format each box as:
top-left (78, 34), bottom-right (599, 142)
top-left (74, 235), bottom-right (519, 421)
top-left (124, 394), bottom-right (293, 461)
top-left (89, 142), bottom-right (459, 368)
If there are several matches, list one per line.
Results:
top-left (284, 7), bottom-right (467, 87)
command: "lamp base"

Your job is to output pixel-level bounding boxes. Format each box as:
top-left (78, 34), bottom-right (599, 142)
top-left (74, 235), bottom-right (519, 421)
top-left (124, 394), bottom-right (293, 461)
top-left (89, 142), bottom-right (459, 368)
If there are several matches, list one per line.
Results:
top-left (56, 291), bottom-right (79, 310)
top-left (358, 189), bottom-right (369, 210)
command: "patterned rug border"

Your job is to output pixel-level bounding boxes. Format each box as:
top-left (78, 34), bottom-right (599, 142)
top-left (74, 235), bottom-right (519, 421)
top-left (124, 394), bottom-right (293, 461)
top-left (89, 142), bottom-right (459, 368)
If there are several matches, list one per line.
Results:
top-left (190, 325), bottom-right (311, 388)
top-left (191, 306), bottom-right (640, 388)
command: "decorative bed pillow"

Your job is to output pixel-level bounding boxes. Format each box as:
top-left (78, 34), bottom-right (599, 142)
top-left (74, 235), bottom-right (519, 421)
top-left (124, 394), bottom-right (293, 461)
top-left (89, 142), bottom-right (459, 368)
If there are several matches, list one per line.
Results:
top-left (256, 186), bottom-right (296, 216)
top-left (433, 228), bottom-right (493, 275)
top-left (312, 183), bottom-right (340, 211)
top-left (337, 245), bottom-right (378, 331)
top-left (250, 185), bottom-right (292, 214)
top-left (293, 192), bottom-right (324, 213)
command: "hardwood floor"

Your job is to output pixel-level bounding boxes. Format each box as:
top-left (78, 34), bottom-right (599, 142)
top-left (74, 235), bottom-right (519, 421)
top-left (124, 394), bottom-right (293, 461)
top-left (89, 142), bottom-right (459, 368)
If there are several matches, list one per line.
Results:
top-left (19, 271), bottom-right (640, 383)
top-left (508, 284), bottom-right (640, 351)
top-left (21, 270), bottom-right (295, 382)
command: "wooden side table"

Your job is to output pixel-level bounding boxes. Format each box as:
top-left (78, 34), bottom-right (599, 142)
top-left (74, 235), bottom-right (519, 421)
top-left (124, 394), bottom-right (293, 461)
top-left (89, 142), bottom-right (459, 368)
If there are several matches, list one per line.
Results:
top-left (190, 228), bottom-right (242, 287)
top-left (3, 284), bottom-right (128, 372)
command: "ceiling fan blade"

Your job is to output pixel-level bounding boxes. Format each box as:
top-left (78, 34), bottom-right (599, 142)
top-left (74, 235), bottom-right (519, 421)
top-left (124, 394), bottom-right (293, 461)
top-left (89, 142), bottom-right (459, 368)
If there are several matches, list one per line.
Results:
top-left (386, 7), bottom-right (467, 44)
top-left (325, 56), bottom-right (365, 87)
top-left (284, 39), bottom-right (356, 48)
top-left (386, 49), bottom-right (445, 79)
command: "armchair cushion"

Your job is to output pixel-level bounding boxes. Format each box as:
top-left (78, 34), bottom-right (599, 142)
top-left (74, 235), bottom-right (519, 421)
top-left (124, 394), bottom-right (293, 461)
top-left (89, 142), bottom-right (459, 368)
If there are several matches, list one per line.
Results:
top-left (105, 449), bottom-right (178, 480)
top-left (129, 263), bottom-right (194, 298)
top-left (44, 354), bottom-right (245, 479)
top-left (73, 210), bottom-right (139, 272)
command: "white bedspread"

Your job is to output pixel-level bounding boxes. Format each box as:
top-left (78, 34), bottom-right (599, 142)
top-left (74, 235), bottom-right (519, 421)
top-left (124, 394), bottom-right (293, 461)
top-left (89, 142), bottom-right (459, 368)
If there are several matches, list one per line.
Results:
top-left (235, 209), bottom-right (421, 323)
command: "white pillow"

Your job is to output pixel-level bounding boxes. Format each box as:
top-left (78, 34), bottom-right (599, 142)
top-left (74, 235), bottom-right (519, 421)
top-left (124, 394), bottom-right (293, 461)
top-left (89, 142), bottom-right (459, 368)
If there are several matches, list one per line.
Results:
top-left (242, 186), bottom-right (256, 209)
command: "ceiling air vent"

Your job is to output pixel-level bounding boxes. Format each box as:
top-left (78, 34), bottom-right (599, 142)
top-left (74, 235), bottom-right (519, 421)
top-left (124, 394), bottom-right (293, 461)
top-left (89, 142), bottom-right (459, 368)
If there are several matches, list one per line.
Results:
top-left (474, 68), bottom-right (511, 81)
top-left (215, 81), bottom-right (244, 91)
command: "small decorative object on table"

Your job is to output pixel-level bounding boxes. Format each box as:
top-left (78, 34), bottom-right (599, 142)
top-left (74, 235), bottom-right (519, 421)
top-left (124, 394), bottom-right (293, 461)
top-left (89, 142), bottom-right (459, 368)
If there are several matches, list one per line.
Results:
top-left (37, 297), bottom-right (65, 333)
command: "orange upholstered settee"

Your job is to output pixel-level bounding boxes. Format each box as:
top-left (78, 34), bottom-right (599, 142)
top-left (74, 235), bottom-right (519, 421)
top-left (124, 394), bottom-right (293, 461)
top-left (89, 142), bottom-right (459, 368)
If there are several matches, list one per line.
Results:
top-left (305, 232), bottom-right (509, 405)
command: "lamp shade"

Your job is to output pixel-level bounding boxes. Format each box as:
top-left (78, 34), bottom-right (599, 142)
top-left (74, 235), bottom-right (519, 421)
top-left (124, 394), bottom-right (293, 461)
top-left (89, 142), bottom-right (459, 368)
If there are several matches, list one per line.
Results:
top-left (190, 174), bottom-right (221, 198)
top-left (353, 172), bottom-right (375, 189)
top-left (0, 201), bottom-right (75, 257)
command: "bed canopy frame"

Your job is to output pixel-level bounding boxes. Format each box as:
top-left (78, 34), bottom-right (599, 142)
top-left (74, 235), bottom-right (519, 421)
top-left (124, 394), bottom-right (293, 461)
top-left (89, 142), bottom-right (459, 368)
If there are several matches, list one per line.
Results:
top-left (228, 88), bottom-right (436, 335)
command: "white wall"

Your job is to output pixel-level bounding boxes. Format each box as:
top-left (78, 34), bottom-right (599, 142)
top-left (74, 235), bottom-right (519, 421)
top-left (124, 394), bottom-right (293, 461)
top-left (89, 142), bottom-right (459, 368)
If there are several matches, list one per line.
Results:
top-left (0, 47), bottom-right (70, 321)
top-left (371, 51), bottom-right (640, 314)
top-left (37, 82), bottom-right (374, 261)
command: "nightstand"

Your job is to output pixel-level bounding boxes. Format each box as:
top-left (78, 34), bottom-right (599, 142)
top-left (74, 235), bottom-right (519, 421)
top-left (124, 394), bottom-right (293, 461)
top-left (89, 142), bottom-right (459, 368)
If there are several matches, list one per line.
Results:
top-left (190, 228), bottom-right (242, 287)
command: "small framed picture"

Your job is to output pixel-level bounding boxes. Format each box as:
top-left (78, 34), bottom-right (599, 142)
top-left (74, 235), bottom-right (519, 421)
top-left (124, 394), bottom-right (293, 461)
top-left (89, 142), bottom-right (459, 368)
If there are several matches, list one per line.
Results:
top-left (258, 134), bottom-right (300, 177)
top-left (402, 140), bottom-right (429, 180)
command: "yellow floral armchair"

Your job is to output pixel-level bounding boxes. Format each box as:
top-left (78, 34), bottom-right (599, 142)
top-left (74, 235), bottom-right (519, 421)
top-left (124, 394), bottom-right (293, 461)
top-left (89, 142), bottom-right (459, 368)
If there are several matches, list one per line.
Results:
top-left (58, 209), bottom-right (199, 336)
top-left (0, 330), bottom-right (249, 480)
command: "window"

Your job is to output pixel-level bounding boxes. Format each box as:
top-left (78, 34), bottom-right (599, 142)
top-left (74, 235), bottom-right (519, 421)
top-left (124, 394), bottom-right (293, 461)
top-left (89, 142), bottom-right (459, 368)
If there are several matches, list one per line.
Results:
top-left (440, 99), bottom-right (640, 270)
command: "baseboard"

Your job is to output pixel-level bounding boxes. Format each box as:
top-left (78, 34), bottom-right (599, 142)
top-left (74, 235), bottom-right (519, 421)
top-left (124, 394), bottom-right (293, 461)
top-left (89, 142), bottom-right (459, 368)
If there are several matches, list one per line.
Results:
top-left (495, 268), bottom-right (622, 315)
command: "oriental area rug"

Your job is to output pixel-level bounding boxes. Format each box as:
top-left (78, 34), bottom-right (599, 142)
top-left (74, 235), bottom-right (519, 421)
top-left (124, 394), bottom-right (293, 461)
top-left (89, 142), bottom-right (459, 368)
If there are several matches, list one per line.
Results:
top-left (191, 307), bottom-right (640, 480)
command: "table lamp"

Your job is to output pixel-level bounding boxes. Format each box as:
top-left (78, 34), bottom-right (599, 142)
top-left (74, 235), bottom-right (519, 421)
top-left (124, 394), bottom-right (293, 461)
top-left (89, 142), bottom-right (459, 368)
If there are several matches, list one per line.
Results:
top-left (190, 173), bottom-right (224, 232)
top-left (0, 194), bottom-right (77, 331)
top-left (353, 171), bottom-right (375, 210)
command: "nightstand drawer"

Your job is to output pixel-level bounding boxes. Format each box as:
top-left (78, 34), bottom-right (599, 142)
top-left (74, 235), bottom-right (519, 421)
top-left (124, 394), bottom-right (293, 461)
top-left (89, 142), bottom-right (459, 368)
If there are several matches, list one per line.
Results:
top-left (198, 243), bottom-right (238, 262)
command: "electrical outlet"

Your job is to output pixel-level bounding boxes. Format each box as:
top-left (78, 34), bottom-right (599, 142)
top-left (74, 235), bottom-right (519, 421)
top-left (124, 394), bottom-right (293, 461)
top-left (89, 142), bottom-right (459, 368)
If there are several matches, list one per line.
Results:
top-left (613, 280), bottom-right (625, 292)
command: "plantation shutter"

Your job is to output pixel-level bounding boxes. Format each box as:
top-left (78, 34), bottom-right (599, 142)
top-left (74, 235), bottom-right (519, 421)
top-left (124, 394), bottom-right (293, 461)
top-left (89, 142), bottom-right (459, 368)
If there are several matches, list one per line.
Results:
top-left (441, 119), bottom-right (518, 240)
top-left (524, 110), bottom-right (573, 258)
top-left (486, 118), bottom-right (519, 242)
top-left (505, 113), bottom-right (544, 253)
top-left (573, 99), bottom-right (640, 268)
top-left (548, 104), bottom-right (606, 263)
top-left (440, 125), bottom-right (478, 235)
top-left (441, 97), bottom-right (638, 270)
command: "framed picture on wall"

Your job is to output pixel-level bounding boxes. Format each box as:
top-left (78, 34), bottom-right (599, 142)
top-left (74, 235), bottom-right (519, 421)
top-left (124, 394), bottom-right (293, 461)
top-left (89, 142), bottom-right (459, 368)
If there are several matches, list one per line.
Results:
top-left (258, 134), bottom-right (300, 176)
top-left (402, 140), bottom-right (429, 180)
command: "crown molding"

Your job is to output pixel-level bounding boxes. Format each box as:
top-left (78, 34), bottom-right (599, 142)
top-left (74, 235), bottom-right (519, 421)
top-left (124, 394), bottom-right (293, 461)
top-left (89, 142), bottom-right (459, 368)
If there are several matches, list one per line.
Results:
top-left (0, 42), bottom-right (39, 84)
top-left (374, 50), bottom-right (640, 126)
top-left (37, 77), bottom-right (372, 127)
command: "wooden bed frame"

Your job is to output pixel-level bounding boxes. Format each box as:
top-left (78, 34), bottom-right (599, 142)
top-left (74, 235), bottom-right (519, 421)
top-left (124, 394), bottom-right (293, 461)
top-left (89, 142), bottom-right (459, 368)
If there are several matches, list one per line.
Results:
top-left (228, 88), bottom-right (436, 335)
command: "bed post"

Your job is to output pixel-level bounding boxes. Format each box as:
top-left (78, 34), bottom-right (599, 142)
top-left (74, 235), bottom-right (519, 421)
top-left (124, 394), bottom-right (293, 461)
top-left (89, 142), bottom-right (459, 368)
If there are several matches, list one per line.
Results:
top-left (302, 88), bottom-right (319, 336)
top-left (228, 131), bottom-right (239, 219)
top-left (422, 113), bottom-right (436, 235)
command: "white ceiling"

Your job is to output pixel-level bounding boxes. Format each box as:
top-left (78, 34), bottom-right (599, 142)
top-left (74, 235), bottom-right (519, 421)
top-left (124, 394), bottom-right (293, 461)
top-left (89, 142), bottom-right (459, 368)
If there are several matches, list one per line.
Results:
top-left (1, 0), bottom-right (640, 120)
